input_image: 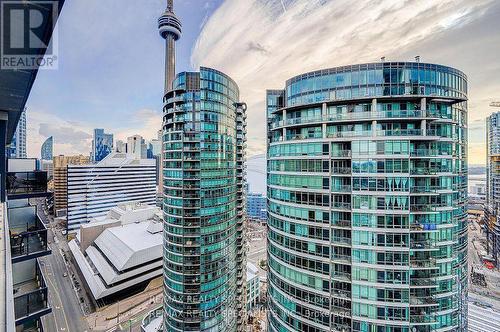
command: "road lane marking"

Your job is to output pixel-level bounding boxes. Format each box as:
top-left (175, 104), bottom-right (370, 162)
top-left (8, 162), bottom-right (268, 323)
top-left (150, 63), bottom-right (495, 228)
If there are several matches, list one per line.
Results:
top-left (44, 262), bottom-right (71, 332)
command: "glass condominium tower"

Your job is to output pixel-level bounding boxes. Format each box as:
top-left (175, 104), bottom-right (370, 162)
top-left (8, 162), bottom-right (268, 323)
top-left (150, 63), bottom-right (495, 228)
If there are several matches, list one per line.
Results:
top-left (266, 62), bottom-right (468, 332)
top-left (162, 67), bottom-right (247, 331)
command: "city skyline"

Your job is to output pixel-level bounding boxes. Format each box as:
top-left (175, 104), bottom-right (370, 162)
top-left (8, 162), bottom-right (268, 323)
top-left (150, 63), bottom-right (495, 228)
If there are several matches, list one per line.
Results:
top-left (24, 0), bottom-right (500, 163)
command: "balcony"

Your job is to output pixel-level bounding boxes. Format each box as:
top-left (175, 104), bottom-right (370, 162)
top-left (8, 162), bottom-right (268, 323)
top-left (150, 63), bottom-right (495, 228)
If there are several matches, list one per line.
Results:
top-left (8, 203), bottom-right (50, 263)
top-left (13, 259), bottom-right (51, 325)
top-left (141, 307), bottom-right (163, 332)
top-left (6, 171), bottom-right (48, 199)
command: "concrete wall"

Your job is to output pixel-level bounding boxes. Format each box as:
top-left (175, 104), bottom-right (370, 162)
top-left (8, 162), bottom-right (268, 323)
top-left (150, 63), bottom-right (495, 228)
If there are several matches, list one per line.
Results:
top-left (80, 221), bottom-right (120, 251)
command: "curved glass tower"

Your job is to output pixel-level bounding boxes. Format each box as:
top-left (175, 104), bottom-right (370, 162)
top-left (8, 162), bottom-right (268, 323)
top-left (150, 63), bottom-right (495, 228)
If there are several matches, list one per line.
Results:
top-left (162, 67), bottom-right (247, 331)
top-left (41, 136), bottom-right (53, 160)
top-left (266, 62), bottom-right (468, 332)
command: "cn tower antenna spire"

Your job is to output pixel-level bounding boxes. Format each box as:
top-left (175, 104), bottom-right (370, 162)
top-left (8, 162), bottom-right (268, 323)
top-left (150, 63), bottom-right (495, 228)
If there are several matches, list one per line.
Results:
top-left (158, 0), bottom-right (181, 93)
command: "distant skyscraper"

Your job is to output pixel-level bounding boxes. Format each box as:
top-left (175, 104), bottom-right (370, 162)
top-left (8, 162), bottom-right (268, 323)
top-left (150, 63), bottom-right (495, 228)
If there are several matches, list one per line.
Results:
top-left (66, 152), bottom-right (156, 232)
top-left (115, 140), bottom-right (127, 153)
top-left (92, 129), bottom-right (113, 162)
top-left (8, 108), bottom-right (27, 158)
top-left (127, 134), bottom-right (147, 159)
top-left (486, 111), bottom-right (500, 263)
top-left (247, 192), bottom-right (267, 221)
top-left (149, 138), bottom-right (161, 157)
top-left (266, 62), bottom-right (468, 332)
top-left (41, 136), bottom-right (53, 160)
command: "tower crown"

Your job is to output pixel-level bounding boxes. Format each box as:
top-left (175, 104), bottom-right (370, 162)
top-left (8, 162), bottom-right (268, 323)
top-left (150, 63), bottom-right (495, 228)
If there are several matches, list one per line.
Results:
top-left (158, 9), bottom-right (181, 40)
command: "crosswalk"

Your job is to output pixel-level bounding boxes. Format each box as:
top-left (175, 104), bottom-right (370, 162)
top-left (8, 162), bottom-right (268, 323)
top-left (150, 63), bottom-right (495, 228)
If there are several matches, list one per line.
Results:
top-left (469, 302), bottom-right (500, 332)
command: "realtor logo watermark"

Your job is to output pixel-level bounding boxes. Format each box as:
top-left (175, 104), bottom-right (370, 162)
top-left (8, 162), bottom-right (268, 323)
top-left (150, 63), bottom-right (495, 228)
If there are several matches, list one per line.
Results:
top-left (1, 1), bottom-right (59, 70)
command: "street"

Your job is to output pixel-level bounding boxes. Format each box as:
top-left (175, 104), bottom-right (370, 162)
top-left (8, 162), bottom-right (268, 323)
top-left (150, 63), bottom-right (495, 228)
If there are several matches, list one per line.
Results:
top-left (33, 198), bottom-right (90, 332)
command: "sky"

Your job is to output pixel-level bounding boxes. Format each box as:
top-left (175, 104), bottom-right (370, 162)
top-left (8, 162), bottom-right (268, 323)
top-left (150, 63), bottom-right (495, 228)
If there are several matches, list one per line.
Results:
top-left (27, 0), bottom-right (500, 166)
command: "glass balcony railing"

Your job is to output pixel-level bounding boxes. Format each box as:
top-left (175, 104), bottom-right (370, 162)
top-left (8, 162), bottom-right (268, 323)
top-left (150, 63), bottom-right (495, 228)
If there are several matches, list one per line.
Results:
top-left (270, 111), bottom-right (440, 129)
top-left (8, 205), bottom-right (50, 262)
top-left (13, 260), bottom-right (50, 323)
top-left (6, 172), bottom-right (48, 198)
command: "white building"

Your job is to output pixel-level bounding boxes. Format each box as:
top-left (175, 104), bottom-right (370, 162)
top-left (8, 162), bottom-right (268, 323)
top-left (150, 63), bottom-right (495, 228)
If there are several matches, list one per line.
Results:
top-left (127, 135), bottom-right (147, 159)
top-left (69, 203), bottom-right (163, 300)
top-left (66, 152), bottom-right (156, 232)
top-left (246, 262), bottom-right (260, 311)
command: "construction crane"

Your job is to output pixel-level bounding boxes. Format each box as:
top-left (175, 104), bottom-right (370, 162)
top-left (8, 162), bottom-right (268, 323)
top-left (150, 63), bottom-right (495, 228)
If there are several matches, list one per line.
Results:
top-left (490, 102), bottom-right (500, 107)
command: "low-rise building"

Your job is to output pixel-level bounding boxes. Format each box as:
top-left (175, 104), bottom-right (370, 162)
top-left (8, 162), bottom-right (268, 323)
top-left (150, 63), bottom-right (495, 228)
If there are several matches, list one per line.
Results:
top-left (246, 262), bottom-right (260, 311)
top-left (69, 203), bottom-right (163, 300)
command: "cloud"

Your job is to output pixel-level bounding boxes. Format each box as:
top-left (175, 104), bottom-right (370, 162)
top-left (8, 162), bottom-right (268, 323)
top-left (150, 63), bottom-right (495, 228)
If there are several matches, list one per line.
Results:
top-left (191, 0), bottom-right (498, 163)
top-left (27, 108), bottom-right (162, 158)
top-left (39, 123), bottom-right (92, 142)
top-left (28, 111), bottom-right (94, 157)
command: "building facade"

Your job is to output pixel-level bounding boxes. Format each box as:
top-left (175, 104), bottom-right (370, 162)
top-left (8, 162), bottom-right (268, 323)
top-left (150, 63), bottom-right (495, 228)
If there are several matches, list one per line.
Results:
top-left (91, 129), bottom-right (113, 162)
top-left (0, 1), bottom-right (64, 330)
top-left (69, 203), bottom-right (163, 300)
top-left (162, 67), bottom-right (247, 331)
top-left (66, 152), bottom-right (156, 232)
top-left (247, 192), bottom-right (267, 221)
top-left (40, 136), bottom-right (53, 161)
top-left (266, 62), bottom-right (468, 332)
top-left (8, 108), bottom-right (27, 159)
top-left (127, 134), bottom-right (147, 159)
top-left (485, 112), bottom-right (500, 263)
top-left (40, 159), bottom-right (54, 180)
top-left (53, 154), bottom-right (91, 214)
top-left (246, 262), bottom-right (261, 311)
top-left (115, 140), bottom-right (127, 153)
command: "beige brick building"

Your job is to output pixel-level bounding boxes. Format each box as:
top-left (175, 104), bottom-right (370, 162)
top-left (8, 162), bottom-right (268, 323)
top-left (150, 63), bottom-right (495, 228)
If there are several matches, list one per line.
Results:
top-left (53, 155), bottom-right (90, 214)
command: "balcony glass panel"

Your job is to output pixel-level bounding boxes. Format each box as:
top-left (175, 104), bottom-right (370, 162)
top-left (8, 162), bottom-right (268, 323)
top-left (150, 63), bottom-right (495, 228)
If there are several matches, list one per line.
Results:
top-left (6, 172), bottom-right (48, 196)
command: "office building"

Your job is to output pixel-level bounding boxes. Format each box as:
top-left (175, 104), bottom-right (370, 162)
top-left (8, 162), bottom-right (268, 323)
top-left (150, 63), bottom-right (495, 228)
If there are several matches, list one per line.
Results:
top-left (266, 62), bottom-right (468, 332)
top-left (69, 203), bottom-right (163, 300)
top-left (0, 3), bottom-right (63, 329)
top-left (66, 152), bottom-right (156, 232)
top-left (53, 154), bottom-right (91, 214)
top-left (91, 129), bottom-right (113, 162)
top-left (40, 136), bottom-right (53, 161)
top-left (247, 192), bottom-right (267, 221)
top-left (8, 108), bottom-right (27, 159)
top-left (127, 134), bottom-right (147, 159)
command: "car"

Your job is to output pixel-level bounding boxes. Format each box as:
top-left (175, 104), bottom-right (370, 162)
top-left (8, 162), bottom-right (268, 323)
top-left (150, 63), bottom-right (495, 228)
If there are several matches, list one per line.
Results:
top-left (63, 273), bottom-right (68, 277)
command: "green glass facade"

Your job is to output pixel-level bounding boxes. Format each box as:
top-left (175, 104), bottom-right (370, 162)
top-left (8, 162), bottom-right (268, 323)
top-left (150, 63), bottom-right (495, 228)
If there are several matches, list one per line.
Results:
top-left (266, 62), bottom-right (468, 332)
top-left (162, 67), bottom-right (247, 331)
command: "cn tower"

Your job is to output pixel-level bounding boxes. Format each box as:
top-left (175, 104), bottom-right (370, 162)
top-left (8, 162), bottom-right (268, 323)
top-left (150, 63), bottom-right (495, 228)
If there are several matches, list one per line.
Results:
top-left (158, 0), bottom-right (181, 198)
top-left (158, 0), bottom-right (182, 93)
